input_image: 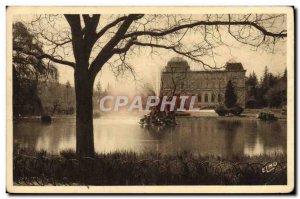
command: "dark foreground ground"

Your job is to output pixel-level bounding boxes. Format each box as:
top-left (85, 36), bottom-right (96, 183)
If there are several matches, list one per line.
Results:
top-left (13, 149), bottom-right (287, 186)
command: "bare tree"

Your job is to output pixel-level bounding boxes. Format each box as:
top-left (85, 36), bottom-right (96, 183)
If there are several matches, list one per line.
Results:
top-left (14, 14), bottom-right (287, 157)
top-left (162, 66), bottom-right (200, 97)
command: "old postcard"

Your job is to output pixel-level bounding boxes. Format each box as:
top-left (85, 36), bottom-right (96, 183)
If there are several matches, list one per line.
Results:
top-left (6, 6), bottom-right (294, 194)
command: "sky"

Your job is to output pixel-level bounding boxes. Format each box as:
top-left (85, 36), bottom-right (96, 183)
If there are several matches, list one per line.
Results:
top-left (57, 39), bottom-right (287, 96)
top-left (15, 14), bottom-right (287, 96)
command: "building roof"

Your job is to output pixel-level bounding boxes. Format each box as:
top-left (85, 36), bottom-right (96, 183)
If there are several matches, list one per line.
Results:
top-left (225, 62), bottom-right (244, 71)
top-left (163, 57), bottom-right (245, 73)
top-left (167, 57), bottom-right (190, 68)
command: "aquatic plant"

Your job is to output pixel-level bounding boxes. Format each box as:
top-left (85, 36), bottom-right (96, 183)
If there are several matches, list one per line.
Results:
top-left (257, 112), bottom-right (278, 121)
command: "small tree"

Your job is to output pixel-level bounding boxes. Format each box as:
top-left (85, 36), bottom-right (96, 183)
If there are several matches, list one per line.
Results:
top-left (65, 81), bottom-right (71, 104)
top-left (225, 80), bottom-right (237, 108)
top-left (96, 81), bottom-right (102, 97)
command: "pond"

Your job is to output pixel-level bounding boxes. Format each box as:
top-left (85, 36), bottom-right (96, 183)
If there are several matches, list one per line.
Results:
top-left (13, 114), bottom-right (287, 157)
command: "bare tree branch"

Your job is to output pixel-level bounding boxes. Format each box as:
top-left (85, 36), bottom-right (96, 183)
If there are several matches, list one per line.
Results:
top-left (14, 46), bottom-right (76, 68)
top-left (123, 19), bottom-right (287, 39)
top-left (89, 14), bottom-right (143, 79)
top-left (96, 16), bottom-right (128, 39)
top-left (21, 14), bottom-right (287, 80)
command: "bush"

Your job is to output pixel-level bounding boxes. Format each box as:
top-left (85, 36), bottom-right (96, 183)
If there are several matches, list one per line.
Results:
top-left (229, 105), bottom-right (244, 116)
top-left (41, 115), bottom-right (52, 124)
top-left (214, 105), bottom-right (229, 116)
top-left (257, 112), bottom-right (277, 121)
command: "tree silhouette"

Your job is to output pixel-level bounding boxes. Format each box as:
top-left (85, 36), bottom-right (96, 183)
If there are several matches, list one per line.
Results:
top-left (225, 80), bottom-right (237, 108)
top-left (245, 71), bottom-right (259, 108)
top-left (13, 22), bottom-right (58, 116)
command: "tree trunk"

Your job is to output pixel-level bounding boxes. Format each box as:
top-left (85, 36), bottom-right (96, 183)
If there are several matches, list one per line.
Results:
top-left (74, 66), bottom-right (95, 157)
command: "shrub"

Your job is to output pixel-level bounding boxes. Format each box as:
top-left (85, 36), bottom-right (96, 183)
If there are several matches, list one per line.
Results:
top-left (229, 105), bottom-right (244, 116)
top-left (41, 115), bottom-right (52, 124)
top-left (245, 99), bottom-right (258, 109)
top-left (257, 112), bottom-right (277, 121)
top-left (214, 105), bottom-right (229, 116)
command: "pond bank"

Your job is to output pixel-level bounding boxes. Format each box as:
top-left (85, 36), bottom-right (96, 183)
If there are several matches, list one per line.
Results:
top-left (178, 108), bottom-right (287, 121)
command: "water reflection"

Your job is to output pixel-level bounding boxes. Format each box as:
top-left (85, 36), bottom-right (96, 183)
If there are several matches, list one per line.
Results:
top-left (243, 121), bottom-right (286, 156)
top-left (13, 116), bottom-right (287, 157)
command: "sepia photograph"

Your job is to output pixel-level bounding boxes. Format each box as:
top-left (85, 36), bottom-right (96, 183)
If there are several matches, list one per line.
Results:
top-left (6, 6), bottom-right (294, 194)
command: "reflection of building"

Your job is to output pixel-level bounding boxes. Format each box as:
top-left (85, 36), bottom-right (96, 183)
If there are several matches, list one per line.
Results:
top-left (160, 57), bottom-right (246, 108)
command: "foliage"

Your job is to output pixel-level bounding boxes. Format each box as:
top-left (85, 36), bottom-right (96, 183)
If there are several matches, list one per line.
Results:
top-left (37, 81), bottom-right (76, 115)
top-left (257, 112), bottom-right (278, 121)
top-left (245, 67), bottom-right (287, 109)
top-left (245, 72), bottom-right (259, 108)
top-left (95, 80), bottom-right (103, 97)
top-left (224, 81), bottom-right (237, 108)
top-left (13, 22), bottom-right (58, 82)
top-left (214, 104), bottom-right (229, 116)
top-left (13, 22), bottom-right (58, 116)
top-left (40, 115), bottom-right (52, 124)
top-left (60, 149), bottom-right (77, 159)
top-left (229, 105), bottom-right (244, 116)
top-left (215, 104), bottom-right (243, 117)
top-left (13, 149), bottom-right (287, 185)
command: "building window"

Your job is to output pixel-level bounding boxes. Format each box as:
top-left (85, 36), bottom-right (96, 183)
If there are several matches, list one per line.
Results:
top-left (205, 94), bottom-right (208, 102)
top-left (215, 82), bottom-right (219, 88)
top-left (212, 94), bottom-right (215, 102)
top-left (198, 93), bottom-right (201, 102)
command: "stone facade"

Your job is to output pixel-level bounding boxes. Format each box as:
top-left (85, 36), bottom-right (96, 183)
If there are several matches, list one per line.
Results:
top-left (160, 57), bottom-right (246, 108)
